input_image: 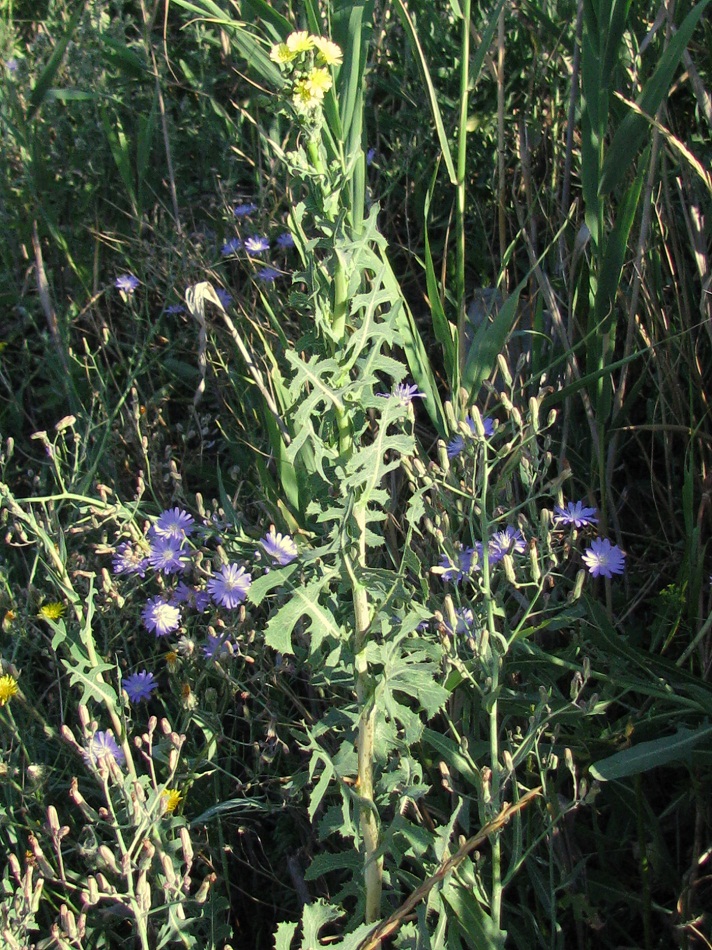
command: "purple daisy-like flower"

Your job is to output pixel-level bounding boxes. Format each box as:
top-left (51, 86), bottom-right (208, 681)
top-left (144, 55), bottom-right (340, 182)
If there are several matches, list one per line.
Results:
top-left (170, 582), bottom-right (194, 605)
top-left (164, 303), bottom-right (185, 315)
top-left (260, 531), bottom-right (298, 566)
top-left (194, 589), bottom-right (211, 612)
top-left (446, 416), bottom-right (494, 459)
top-left (208, 563), bottom-right (252, 608)
top-left (6, 58), bottom-right (19, 73)
top-left (123, 671), bottom-right (158, 703)
top-left (115, 273), bottom-right (140, 294)
top-left (170, 583), bottom-right (211, 612)
top-left (582, 538), bottom-right (626, 578)
top-left (155, 507), bottom-right (195, 541)
top-left (379, 382), bottom-right (425, 406)
top-left (142, 596), bottom-right (181, 636)
top-left (438, 545), bottom-right (481, 583)
top-left (215, 288), bottom-right (233, 308)
top-left (446, 434), bottom-right (466, 460)
top-left (221, 237), bottom-right (243, 256)
top-left (112, 542), bottom-right (149, 578)
top-left (148, 535), bottom-right (189, 575)
top-left (276, 231), bottom-right (295, 248)
top-left (554, 500), bottom-right (599, 528)
top-left (454, 607), bottom-right (474, 634)
top-left (256, 266), bottom-right (281, 283)
top-left (393, 382), bottom-right (425, 405)
top-left (366, 147), bottom-right (376, 165)
top-left (441, 607), bottom-right (475, 636)
top-left (244, 235), bottom-right (270, 255)
top-left (85, 730), bottom-right (125, 767)
top-left (488, 527), bottom-right (526, 563)
top-left (203, 633), bottom-right (232, 660)
top-left (234, 202), bottom-right (257, 218)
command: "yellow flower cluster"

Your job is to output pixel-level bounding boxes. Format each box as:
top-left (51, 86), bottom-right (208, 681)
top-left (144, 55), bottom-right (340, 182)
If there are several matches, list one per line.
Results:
top-left (269, 31), bottom-right (342, 114)
top-left (38, 602), bottom-right (66, 621)
top-left (161, 788), bottom-right (183, 814)
top-left (0, 674), bottom-right (19, 707)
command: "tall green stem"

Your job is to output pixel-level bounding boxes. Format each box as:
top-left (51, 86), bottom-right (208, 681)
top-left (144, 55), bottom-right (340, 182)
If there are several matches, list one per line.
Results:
top-left (351, 504), bottom-right (383, 927)
top-left (455, 0), bottom-right (471, 378)
top-left (478, 453), bottom-right (503, 928)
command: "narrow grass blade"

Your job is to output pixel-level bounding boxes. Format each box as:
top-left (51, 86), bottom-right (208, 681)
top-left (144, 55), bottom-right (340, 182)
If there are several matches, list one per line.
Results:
top-left (423, 166), bottom-right (457, 388)
top-left (136, 91), bottom-right (159, 214)
top-left (379, 253), bottom-right (447, 435)
top-left (240, 0), bottom-right (292, 36)
top-left (100, 108), bottom-right (138, 217)
top-left (391, 0), bottom-right (457, 184)
top-left (590, 723), bottom-right (712, 781)
top-left (600, 0), bottom-right (711, 194)
top-left (463, 285), bottom-right (522, 402)
top-left (27, 0), bottom-right (88, 121)
top-left (332, 0), bottom-right (374, 152)
top-left (169, 0), bottom-right (282, 87)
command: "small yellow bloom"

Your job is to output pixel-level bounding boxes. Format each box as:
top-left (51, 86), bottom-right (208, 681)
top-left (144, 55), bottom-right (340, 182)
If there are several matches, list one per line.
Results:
top-left (293, 79), bottom-right (322, 112)
top-left (312, 36), bottom-right (342, 67)
top-left (305, 67), bottom-right (333, 99)
top-left (165, 651), bottom-right (179, 672)
top-left (161, 788), bottom-right (183, 814)
top-left (0, 674), bottom-right (19, 707)
top-left (286, 31), bottom-right (314, 55)
top-left (270, 42), bottom-right (294, 65)
top-left (2, 610), bottom-right (16, 633)
top-left (38, 602), bottom-right (65, 621)
top-left (181, 682), bottom-right (197, 710)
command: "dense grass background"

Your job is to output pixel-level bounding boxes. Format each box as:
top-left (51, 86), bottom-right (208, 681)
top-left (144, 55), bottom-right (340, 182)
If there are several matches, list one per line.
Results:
top-left (1, 0), bottom-right (711, 947)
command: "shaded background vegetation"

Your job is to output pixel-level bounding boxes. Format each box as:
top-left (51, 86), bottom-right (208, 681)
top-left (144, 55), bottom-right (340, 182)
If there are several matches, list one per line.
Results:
top-left (1, 0), bottom-right (711, 946)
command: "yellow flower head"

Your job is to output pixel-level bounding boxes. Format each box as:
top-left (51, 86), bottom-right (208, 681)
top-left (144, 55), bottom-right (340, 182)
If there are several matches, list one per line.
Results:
top-left (312, 37), bottom-right (342, 67)
top-left (161, 788), bottom-right (183, 814)
top-left (165, 651), bottom-right (179, 672)
top-left (305, 67), bottom-right (333, 98)
top-left (270, 42), bottom-right (294, 65)
top-left (181, 682), bottom-right (197, 710)
top-left (38, 602), bottom-right (65, 622)
top-left (286, 31), bottom-right (314, 55)
top-left (292, 78), bottom-right (322, 112)
top-left (0, 674), bottom-right (19, 707)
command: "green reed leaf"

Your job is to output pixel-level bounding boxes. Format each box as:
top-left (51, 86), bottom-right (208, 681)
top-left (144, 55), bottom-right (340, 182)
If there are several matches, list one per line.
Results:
top-left (590, 722), bottom-right (712, 781)
top-left (27, 0), bottom-right (88, 121)
top-left (600, 0), bottom-right (711, 194)
top-left (391, 0), bottom-right (457, 184)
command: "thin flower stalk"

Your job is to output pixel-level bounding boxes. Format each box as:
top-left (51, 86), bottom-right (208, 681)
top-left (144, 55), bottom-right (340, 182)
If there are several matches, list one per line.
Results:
top-left (455, 0), bottom-right (471, 394)
top-left (347, 504), bottom-right (383, 925)
top-left (478, 447), bottom-right (503, 930)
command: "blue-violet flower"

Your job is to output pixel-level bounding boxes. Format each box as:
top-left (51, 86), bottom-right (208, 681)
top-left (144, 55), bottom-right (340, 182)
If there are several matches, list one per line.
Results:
top-left (155, 507), bottom-right (195, 541)
top-left (115, 274), bottom-right (139, 294)
top-left (260, 531), bottom-right (298, 566)
top-left (582, 538), bottom-right (626, 578)
top-left (244, 235), bottom-right (270, 254)
top-left (123, 671), bottom-right (158, 703)
top-left (554, 500), bottom-right (598, 528)
top-left (488, 527), bottom-right (526, 563)
top-left (221, 237), bottom-right (243, 256)
top-left (148, 536), bottom-right (189, 575)
top-left (142, 597), bottom-right (181, 636)
top-left (112, 542), bottom-right (149, 577)
top-left (85, 730), bottom-right (125, 767)
top-left (208, 563), bottom-right (252, 608)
